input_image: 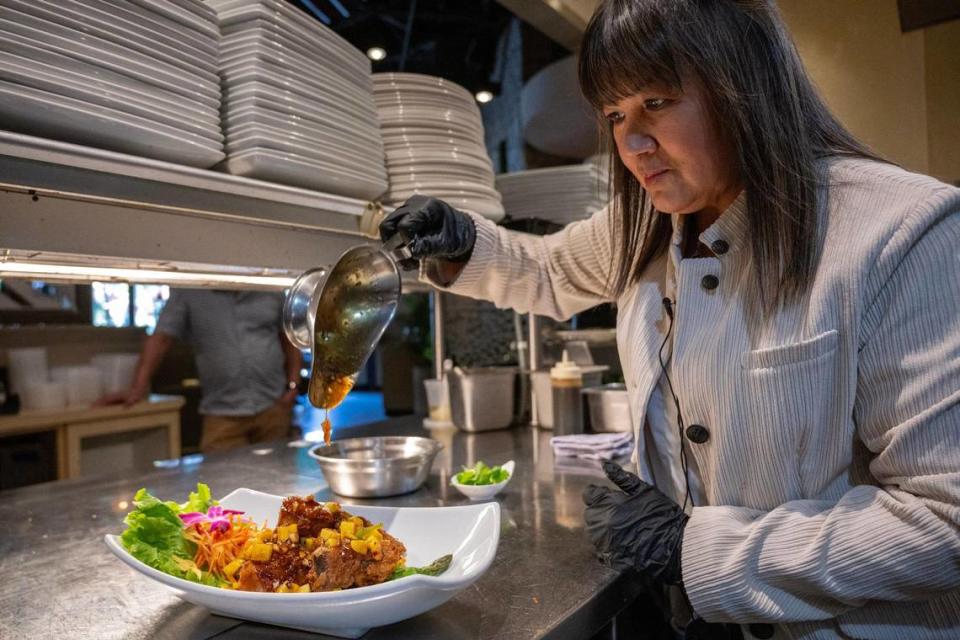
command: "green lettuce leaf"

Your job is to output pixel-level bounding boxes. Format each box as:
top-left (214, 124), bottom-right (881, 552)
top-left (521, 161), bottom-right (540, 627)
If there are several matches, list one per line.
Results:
top-left (455, 461), bottom-right (510, 485)
top-left (120, 484), bottom-right (223, 587)
top-left (180, 483), bottom-right (214, 514)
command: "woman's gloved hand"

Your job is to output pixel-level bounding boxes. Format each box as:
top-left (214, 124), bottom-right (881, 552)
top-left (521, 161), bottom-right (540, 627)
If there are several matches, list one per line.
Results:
top-left (379, 195), bottom-right (476, 270)
top-left (582, 460), bottom-right (689, 585)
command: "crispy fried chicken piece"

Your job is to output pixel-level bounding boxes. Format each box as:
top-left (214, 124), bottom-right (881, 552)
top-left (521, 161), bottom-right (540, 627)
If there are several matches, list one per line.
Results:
top-left (277, 495), bottom-right (335, 538)
top-left (236, 541), bottom-right (312, 592)
top-left (235, 498), bottom-right (406, 593)
top-left (309, 529), bottom-right (406, 591)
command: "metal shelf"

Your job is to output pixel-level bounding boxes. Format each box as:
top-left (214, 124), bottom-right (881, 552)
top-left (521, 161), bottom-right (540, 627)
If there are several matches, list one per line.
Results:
top-left (0, 131), bottom-right (387, 281)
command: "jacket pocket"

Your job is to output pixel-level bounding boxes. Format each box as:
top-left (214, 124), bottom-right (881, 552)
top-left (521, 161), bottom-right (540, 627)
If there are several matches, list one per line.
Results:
top-left (740, 329), bottom-right (839, 370)
top-left (737, 330), bottom-right (842, 502)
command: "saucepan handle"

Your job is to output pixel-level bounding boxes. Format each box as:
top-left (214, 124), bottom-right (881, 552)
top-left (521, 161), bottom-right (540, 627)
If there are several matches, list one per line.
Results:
top-left (381, 230), bottom-right (413, 261)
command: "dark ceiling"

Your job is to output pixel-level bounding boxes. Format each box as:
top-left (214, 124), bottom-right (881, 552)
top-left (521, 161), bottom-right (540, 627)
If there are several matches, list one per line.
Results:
top-left (284, 0), bottom-right (519, 96)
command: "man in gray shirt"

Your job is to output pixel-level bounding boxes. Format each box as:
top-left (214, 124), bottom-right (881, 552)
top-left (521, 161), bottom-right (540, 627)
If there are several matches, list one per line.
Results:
top-left (100, 289), bottom-right (302, 452)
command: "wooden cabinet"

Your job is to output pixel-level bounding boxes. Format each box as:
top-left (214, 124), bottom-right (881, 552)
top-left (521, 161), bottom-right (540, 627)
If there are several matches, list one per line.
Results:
top-left (0, 395), bottom-right (183, 481)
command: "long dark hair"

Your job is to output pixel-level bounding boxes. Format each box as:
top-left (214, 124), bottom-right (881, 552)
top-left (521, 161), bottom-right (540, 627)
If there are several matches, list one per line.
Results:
top-left (579, 0), bottom-right (881, 309)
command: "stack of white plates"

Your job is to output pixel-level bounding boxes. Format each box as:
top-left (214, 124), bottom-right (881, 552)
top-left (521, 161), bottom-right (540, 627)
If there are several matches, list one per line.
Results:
top-left (495, 165), bottom-right (610, 226)
top-left (208, 0), bottom-right (388, 200)
top-left (0, 0), bottom-right (224, 167)
top-left (374, 72), bottom-right (504, 221)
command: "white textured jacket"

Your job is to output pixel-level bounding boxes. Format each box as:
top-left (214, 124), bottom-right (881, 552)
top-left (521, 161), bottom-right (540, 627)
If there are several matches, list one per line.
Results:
top-left (425, 158), bottom-right (960, 639)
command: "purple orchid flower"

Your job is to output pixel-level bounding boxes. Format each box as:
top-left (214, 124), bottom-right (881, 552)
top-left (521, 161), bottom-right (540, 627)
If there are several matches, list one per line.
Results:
top-left (179, 505), bottom-right (246, 533)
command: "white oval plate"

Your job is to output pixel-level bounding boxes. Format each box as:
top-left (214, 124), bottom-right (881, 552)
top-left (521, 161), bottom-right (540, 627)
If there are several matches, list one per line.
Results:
top-left (223, 105), bottom-right (383, 155)
top-left (80, 0), bottom-right (218, 59)
top-left (225, 129), bottom-right (387, 178)
top-left (211, 0), bottom-right (368, 72)
top-left (0, 8), bottom-right (219, 102)
top-left (224, 147), bottom-right (387, 199)
top-left (373, 72), bottom-right (474, 103)
top-left (0, 54), bottom-right (222, 143)
top-left (0, 80), bottom-right (224, 167)
top-left (386, 149), bottom-right (493, 178)
top-left (219, 57), bottom-right (377, 120)
top-left (385, 190), bottom-right (505, 220)
top-left (0, 30), bottom-right (220, 122)
top-left (224, 118), bottom-right (382, 160)
top-left (105, 488), bottom-right (500, 639)
top-left (4, 0), bottom-right (219, 81)
top-left (220, 26), bottom-right (371, 90)
top-left (131, 0), bottom-right (218, 40)
top-left (222, 81), bottom-right (382, 142)
top-left (379, 114), bottom-right (484, 137)
top-left (373, 94), bottom-right (482, 119)
top-left (382, 133), bottom-right (485, 149)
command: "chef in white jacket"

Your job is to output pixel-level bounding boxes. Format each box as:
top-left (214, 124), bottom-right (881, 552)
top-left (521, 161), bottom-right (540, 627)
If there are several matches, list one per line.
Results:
top-left (380, 1), bottom-right (960, 638)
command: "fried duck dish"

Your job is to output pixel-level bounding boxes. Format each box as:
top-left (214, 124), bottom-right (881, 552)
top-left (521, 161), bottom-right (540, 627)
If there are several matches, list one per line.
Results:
top-left (120, 483), bottom-right (450, 593)
top-left (232, 496), bottom-right (406, 593)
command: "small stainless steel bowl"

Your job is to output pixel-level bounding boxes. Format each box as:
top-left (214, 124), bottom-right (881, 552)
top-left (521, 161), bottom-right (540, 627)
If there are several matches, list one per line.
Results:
top-left (307, 436), bottom-right (443, 498)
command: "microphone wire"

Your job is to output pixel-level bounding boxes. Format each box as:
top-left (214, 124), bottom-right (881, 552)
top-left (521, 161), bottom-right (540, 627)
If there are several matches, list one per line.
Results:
top-left (658, 297), bottom-right (693, 512)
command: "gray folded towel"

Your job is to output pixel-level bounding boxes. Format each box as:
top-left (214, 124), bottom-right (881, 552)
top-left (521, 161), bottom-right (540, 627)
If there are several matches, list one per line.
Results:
top-left (551, 432), bottom-right (633, 460)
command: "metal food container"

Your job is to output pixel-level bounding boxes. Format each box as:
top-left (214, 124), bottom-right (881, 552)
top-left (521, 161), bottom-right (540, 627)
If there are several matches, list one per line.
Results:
top-left (582, 383), bottom-right (633, 433)
top-left (448, 367), bottom-right (517, 432)
top-left (307, 436), bottom-right (442, 497)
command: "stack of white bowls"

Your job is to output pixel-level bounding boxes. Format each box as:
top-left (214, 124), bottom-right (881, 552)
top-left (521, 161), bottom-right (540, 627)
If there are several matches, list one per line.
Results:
top-left (208, 0), bottom-right (388, 200)
top-left (374, 73), bottom-right (504, 221)
top-left (495, 164), bottom-right (609, 226)
top-left (0, 0), bottom-right (224, 167)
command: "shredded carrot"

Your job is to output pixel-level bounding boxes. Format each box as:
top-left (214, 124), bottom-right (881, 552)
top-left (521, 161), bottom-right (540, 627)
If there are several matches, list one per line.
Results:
top-left (183, 515), bottom-right (255, 578)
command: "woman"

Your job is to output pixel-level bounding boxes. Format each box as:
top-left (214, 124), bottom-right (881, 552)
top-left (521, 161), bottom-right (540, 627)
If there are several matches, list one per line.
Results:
top-left (380, 1), bottom-right (960, 638)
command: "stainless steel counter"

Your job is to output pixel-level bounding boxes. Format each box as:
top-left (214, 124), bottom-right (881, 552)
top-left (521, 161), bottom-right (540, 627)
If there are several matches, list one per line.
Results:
top-left (0, 416), bottom-right (648, 640)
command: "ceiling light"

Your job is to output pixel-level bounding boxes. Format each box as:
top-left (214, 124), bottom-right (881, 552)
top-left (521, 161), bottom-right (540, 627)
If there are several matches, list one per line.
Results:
top-left (0, 261), bottom-right (296, 289)
top-left (367, 47), bottom-right (387, 61)
top-left (475, 90), bottom-right (495, 104)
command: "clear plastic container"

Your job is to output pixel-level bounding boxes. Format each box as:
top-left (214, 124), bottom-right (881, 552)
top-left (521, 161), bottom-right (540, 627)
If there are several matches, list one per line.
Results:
top-left (423, 377), bottom-right (453, 426)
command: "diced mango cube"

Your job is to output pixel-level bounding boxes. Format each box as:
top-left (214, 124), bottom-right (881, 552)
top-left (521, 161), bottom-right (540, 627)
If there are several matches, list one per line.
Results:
top-left (242, 542), bottom-right (274, 562)
top-left (325, 534), bottom-right (341, 548)
top-left (298, 584), bottom-right (311, 593)
top-left (339, 521), bottom-right (356, 539)
top-left (223, 558), bottom-right (244, 580)
top-left (324, 502), bottom-right (340, 513)
top-left (319, 527), bottom-right (338, 540)
top-left (357, 524), bottom-right (383, 540)
top-left (350, 539), bottom-right (369, 554)
top-left (277, 523), bottom-right (299, 542)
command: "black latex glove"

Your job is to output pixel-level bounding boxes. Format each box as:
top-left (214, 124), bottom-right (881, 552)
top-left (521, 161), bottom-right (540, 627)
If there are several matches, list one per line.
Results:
top-left (582, 460), bottom-right (688, 585)
top-left (379, 195), bottom-right (476, 270)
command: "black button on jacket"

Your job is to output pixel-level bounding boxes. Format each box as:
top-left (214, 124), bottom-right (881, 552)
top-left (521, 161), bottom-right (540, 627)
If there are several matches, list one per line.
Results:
top-left (686, 424), bottom-right (710, 444)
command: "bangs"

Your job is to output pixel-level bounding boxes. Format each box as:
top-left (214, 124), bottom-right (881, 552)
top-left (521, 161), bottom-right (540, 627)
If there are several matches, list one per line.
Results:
top-left (578, 0), bottom-right (684, 110)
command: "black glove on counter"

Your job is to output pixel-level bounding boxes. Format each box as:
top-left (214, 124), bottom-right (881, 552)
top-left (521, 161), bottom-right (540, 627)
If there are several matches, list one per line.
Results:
top-left (582, 460), bottom-right (688, 585)
top-left (379, 195), bottom-right (477, 270)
